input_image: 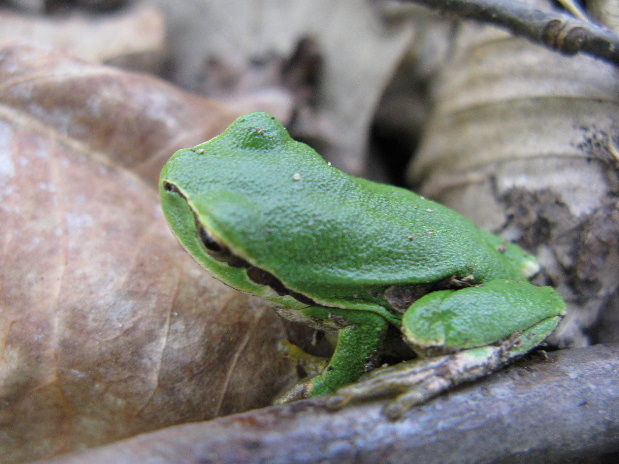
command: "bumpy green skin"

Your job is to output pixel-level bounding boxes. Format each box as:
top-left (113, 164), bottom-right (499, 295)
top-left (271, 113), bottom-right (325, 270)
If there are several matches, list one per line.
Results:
top-left (160, 112), bottom-right (566, 398)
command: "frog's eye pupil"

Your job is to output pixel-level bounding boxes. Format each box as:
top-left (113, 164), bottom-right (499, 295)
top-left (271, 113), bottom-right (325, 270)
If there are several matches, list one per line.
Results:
top-left (197, 222), bottom-right (252, 268)
top-left (199, 225), bottom-right (224, 253)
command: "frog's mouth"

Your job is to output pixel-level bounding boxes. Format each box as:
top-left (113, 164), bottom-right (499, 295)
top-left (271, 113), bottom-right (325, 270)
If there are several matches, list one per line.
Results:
top-left (163, 180), bottom-right (316, 307)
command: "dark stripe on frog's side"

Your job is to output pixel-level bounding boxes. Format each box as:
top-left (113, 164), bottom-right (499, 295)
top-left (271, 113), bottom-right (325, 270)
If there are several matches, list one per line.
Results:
top-left (163, 181), bottom-right (317, 306)
top-left (164, 181), bottom-right (472, 316)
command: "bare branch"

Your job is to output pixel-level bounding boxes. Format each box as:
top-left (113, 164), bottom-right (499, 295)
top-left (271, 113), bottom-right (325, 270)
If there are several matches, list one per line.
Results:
top-left (34, 344), bottom-right (619, 464)
top-left (400, 0), bottom-right (619, 66)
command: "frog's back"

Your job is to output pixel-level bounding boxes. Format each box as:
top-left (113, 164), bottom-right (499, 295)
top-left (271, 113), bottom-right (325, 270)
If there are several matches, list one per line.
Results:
top-left (210, 138), bottom-right (526, 307)
top-left (180, 113), bottom-right (530, 310)
top-left (273, 173), bottom-right (527, 284)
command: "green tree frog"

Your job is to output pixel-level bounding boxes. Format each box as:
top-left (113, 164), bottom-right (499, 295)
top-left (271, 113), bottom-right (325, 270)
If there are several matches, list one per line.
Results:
top-left (160, 112), bottom-right (565, 417)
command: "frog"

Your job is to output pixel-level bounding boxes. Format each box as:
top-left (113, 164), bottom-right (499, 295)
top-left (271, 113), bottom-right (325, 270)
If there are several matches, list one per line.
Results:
top-left (159, 112), bottom-right (565, 418)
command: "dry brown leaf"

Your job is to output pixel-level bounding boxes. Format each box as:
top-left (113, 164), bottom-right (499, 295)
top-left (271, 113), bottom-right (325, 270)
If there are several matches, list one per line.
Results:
top-left (0, 42), bottom-right (295, 463)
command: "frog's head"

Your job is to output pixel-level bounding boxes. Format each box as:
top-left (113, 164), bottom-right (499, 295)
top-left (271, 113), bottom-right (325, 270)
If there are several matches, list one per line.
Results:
top-left (159, 112), bottom-right (307, 255)
top-left (159, 112), bottom-right (320, 308)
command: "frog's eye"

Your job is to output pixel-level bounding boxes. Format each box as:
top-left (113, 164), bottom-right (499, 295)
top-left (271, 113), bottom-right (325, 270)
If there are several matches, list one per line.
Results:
top-left (197, 219), bottom-right (314, 305)
top-left (199, 224), bottom-right (225, 254)
top-left (198, 223), bottom-right (231, 259)
top-left (198, 223), bottom-right (250, 268)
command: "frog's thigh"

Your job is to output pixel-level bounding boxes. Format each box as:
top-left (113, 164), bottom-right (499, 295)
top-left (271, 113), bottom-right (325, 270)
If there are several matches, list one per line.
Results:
top-left (402, 279), bottom-right (565, 355)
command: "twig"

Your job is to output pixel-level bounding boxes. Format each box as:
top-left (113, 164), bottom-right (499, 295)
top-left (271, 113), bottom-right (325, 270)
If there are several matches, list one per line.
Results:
top-left (399, 0), bottom-right (619, 66)
top-left (33, 344), bottom-right (619, 464)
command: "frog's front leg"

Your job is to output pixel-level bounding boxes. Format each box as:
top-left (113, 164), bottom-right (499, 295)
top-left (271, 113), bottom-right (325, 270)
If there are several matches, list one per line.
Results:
top-left (276, 306), bottom-right (390, 402)
top-left (327, 279), bottom-right (565, 419)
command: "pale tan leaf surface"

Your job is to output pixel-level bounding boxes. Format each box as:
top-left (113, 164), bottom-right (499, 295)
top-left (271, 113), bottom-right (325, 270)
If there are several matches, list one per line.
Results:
top-left (0, 2), bottom-right (166, 71)
top-left (590, 0), bottom-right (619, 32)
top-left (406, 0), bottom-right (619, 349)
top-left (0, 42), bottom-right (295, 463)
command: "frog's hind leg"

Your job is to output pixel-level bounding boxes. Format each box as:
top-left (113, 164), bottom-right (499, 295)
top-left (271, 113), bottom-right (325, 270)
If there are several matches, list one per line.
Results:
top-left (385, 316), bottom-right (561, 419)
top-left (275, 306), bottom-right (390, 402)
top-left (401, 279), bottom-right (565, 358)
top-left (327, 280), bottom-right (565, 419)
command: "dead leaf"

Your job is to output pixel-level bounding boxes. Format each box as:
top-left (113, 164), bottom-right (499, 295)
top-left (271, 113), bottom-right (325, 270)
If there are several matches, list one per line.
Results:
top-left (0, 3), bottom-right (166, 71)
top-left (153, 0), bottom-right (415, 176)
top-left (0, 42), bottom-right (295, 462)
top-left (406, 14), bottom-right (619, 348)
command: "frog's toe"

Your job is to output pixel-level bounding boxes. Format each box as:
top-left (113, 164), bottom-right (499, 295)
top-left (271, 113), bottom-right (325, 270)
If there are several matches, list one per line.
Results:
top-left (274, 381), bottom-right (314, 404)
top-left (324, 356), bottom-right (450, 411)
top-left (326, 344), bottom-right (515, 419)
top-left (383, 381), bottom-right (448, 419)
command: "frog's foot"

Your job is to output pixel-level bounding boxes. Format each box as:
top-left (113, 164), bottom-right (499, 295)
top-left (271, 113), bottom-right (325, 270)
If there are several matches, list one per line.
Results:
top-left (277, 339), bottom-right (329, 378)
top-left (326, 334), bottom-right (526, 420)
top-left (273, 341), bottom-right (328, 404)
